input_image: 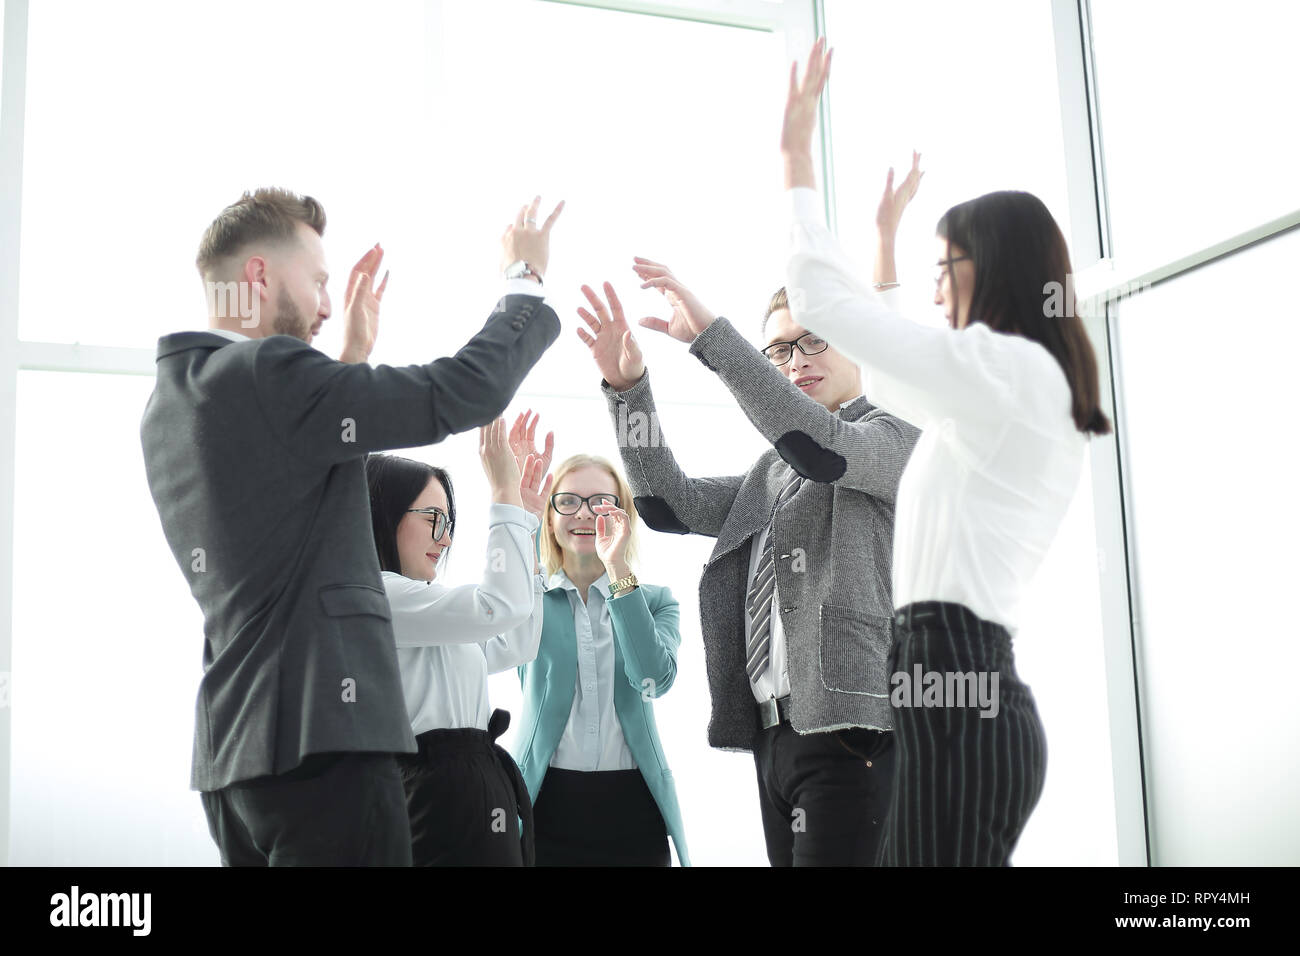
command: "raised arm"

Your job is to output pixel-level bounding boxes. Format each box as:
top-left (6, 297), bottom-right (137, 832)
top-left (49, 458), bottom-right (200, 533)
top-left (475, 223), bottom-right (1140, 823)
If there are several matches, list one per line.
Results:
top-left (779, 43), bottom-right (1020, 428)
top-left (252, 198), bottom-right (565, 466)
top-left (385, 504), bottom-right (538, 647)
top-left (482, 573), bottom-right (546, 672)
top-left (386, 420), bottom-right (540, 647)
top-left (576, 282), bottom-right (745, 537)
top-left (591, 504), bottom-right (678, 697)
top-left (609, 585), bottom-right (680, 699)
top-left (484, 411), bottom-right (554, 670)
top-left (632, 260), bottom-right (918, 498)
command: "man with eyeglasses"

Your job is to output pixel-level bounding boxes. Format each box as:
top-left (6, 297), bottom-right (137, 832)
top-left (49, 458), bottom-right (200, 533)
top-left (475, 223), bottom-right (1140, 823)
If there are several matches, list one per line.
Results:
top-left (140, 189), bottom-right (561, 866)
top-left (576, 211), bottom-right (919, 868)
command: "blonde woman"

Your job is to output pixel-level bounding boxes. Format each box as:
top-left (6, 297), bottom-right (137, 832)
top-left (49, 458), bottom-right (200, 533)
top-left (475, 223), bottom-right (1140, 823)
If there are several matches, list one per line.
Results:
top-left (509, 418), bottom-right (690, 867)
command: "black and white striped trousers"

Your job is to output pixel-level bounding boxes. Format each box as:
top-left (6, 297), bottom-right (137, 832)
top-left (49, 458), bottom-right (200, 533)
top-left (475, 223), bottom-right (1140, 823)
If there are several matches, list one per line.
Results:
top-left (878, 601), bottom-right (1047, 867)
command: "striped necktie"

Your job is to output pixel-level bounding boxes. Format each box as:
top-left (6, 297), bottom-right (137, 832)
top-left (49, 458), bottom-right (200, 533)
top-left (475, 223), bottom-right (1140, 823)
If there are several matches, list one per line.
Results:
top-left (745, 470), bottom-right (804, 686)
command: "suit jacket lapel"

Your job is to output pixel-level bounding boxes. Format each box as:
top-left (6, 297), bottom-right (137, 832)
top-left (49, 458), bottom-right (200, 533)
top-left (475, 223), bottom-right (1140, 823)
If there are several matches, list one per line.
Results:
top-left (542, 588), bottom-right (579, 685)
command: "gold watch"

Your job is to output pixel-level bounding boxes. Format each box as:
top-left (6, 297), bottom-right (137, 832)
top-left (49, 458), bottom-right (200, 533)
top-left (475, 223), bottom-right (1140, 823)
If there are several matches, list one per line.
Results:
top-left (608, 572), bottom-right (639, 595)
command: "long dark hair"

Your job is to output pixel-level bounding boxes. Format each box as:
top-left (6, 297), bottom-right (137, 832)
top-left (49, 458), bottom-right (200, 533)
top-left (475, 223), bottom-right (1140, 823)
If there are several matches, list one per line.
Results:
top-left (364, 453), bottom-right (456, 575)
top-left (938, 191), bottom-right (1112, 436)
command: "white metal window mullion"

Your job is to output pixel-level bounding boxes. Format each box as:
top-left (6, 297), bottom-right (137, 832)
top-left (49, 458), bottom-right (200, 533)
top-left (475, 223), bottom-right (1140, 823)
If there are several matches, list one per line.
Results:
top-left (0, 0), bottom-right (31, 870)
top-left (1051, 0), bottom-right (1149, 866)
top-left (541, 0), bottom-right (792, 31)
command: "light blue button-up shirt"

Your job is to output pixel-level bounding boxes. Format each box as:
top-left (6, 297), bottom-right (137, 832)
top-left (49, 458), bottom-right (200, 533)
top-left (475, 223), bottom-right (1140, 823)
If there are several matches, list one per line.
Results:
top-left (547, 568), bottom-right (637, 772)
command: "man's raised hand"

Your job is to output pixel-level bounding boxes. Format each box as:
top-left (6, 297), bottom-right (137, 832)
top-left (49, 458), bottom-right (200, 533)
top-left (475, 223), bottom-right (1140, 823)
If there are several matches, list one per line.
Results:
top-left (576, 282), bottom-right (645, 392)
top-left (632, 258), bottom-right (716, 343)
top-left (500, 196), bottom-right (565, 280)
top-left (341, 243), bottom-right (389, 364)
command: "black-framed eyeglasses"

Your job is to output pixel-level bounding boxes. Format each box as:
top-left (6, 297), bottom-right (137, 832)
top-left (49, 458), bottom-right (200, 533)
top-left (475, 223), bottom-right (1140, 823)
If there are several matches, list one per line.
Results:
top-left (761, 331), bottom-right (829, 367)
top-left (406, 506), bottom-right (451, 541)
top-left (549, 492), bottom-right (619, 515)
top-left (934, 255), bottom-right (972, 288)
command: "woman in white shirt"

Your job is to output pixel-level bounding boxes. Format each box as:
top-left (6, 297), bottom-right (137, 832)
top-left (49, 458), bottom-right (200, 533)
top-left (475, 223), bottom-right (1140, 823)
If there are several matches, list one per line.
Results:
top-left (364, 418), bottom-right (551, 866)
top-left (757, 40), bottom-right (1112, 866)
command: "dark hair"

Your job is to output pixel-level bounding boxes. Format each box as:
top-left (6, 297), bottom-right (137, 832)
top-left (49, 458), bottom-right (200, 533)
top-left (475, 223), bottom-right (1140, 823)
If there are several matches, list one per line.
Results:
top-left (196, 187), bottom-right (326, 280)
top-left (937, 191), bottom-right (1111, 436)
top-left (760, 287), bottom-right (789, 336)
top-left (364, 454), bottom-right (456, 575)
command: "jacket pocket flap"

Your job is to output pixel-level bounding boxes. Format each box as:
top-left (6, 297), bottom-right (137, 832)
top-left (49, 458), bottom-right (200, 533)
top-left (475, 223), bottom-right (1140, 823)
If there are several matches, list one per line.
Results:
top-left (319, 583), bottom-right (392, 620)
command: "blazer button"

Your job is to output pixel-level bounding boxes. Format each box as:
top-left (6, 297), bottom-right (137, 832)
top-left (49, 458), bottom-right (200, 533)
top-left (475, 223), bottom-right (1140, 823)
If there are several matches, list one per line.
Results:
top-left (511, 320), bottom-right (524, 330)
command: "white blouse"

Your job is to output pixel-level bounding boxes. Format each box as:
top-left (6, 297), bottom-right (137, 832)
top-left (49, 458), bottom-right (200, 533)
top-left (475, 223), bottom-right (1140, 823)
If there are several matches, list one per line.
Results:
top-left (547, 569), bottom-right (637, 772)
top-left (786, 187), bottom-right (1087, 634)
top-left (382, 503), bottom-right (546, 734)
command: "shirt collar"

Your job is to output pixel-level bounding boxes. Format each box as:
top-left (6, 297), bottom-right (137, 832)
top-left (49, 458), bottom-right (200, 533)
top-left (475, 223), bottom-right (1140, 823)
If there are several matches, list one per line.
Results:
top-left (837, 393), bottom-right (870, 417)
top-left (547, 567), bottom-right (612, 595)
top-left (207, 327), bottom-right (252, 343)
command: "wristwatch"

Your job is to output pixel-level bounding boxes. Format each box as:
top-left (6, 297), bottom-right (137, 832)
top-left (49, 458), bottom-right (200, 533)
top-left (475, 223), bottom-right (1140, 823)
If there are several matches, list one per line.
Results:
top-left (504, 260), bottom-right (543, 284)
top-left (608, 572), bottom-right (639, 595)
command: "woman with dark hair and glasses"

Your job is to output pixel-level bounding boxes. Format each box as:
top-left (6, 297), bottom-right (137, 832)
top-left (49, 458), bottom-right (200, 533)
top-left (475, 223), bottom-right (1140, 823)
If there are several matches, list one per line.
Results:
top-left (758, 39), bottom-right (1114, 866)
top-left (504, 424), bottom-right (689, 867)
top-left (364, 417), bottom-right (552, 866)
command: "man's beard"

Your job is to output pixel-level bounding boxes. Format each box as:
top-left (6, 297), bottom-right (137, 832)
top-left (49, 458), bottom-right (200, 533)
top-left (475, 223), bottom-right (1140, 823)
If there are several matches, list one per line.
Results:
top-left (271, 286), bottom-right (313, 342)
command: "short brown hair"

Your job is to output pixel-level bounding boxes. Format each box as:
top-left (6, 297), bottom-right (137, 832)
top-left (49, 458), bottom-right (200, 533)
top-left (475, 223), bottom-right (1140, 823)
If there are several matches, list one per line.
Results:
top-left (761, 287), bottom-right (789, 335)
top-left (196, 187), bottom-right (326, 280)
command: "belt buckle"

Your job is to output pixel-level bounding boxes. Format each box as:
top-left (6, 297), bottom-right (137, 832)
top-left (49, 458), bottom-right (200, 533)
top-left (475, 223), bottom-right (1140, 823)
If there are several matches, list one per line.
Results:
top-left (757, 696), bottom-right (781, 730)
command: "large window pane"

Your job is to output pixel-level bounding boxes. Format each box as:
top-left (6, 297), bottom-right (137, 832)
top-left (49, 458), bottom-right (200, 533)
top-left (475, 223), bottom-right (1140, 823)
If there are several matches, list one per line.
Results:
top-left (379, 0), bottom-right (791, 408)
top-left (1091, 0), bottom-right (1300, 266)
top-left (19, 0), bottom-right (428, 349)
top-left (11, 371), bottom-right (216, 865)
top-left (18, 0), bottom-right (791, 416)
top-left (1115, 229), bottom-right (1300, 865)
top-left (824, 0), bottom-right (1074, 327)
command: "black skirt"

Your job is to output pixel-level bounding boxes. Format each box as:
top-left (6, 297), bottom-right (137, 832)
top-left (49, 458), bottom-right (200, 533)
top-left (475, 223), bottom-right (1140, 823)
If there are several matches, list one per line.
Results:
top-left (532, 767), bottom-right (670, 867)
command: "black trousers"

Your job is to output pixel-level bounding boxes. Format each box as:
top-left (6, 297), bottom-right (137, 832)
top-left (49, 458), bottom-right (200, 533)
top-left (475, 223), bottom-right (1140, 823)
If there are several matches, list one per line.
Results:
top-left (200, 751), bottom-right (413, 866)
top-left (395, 709), bottom-right (534, 866)
top-left (753, 718), bottom-right (895, 866)
top-left (881, 600), bottom-right (1048, 867)
top-left (532, 767), bottom-right (670, 866)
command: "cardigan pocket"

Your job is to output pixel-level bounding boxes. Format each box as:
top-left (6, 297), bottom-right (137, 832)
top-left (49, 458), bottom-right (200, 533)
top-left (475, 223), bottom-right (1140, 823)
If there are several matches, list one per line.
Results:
top-left (817, 604), bottom-right (891, 697)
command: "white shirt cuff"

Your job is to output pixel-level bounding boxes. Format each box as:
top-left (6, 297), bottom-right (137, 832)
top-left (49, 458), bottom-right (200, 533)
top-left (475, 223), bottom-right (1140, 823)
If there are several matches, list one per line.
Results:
top-left (789, 186), bottom-right (825, 225)
top-left (487, 502), bottom-right (539, 531)
top-left (504, 278), bottom-right (545, 300)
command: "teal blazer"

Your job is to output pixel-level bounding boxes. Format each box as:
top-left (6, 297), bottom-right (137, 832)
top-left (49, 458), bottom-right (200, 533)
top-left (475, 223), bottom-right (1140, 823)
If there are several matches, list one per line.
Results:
top-left (514, 581), bottom-right (690, 866)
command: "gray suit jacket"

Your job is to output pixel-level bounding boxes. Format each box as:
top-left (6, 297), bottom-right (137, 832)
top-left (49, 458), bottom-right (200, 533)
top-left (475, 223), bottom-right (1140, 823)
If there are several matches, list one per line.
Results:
top-left (603, 315), bottom-right (919, 751)
top-left (141, 295), bottom-right (558, 790)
